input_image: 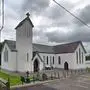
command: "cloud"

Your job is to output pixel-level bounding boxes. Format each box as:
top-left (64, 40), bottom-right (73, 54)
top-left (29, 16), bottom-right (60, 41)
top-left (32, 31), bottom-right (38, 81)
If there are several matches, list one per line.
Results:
top-left (21, 0), bottom-right (50, 15)
top-left (74, 5), bottom-right (90, 26)
top-left (1, 0), bottom-right (90, 53)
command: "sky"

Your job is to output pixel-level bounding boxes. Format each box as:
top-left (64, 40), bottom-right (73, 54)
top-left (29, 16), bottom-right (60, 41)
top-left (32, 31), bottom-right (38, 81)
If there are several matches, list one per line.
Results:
top-left (0, 0), bottom-right (90, 52)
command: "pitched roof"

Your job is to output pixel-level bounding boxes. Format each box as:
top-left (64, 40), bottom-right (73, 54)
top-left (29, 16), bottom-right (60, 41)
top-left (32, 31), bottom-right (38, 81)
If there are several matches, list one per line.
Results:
top-left (15, 16), bottom-right (34, 29)
top-left (3, 40), bottom-right (16, 52)
top-left (33, 44), bottom-right (54, 53)
top-left (53, 41), bottom-right (86, 54)
top-left (2, 40), bottom-right (86, 54)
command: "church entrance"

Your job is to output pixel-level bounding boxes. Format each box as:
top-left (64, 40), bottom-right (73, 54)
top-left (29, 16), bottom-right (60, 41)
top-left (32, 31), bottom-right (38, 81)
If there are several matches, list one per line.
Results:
top-left (34, 59), bottom-right (39, 72)
top-left (64, 62), bottom-right (69, 70)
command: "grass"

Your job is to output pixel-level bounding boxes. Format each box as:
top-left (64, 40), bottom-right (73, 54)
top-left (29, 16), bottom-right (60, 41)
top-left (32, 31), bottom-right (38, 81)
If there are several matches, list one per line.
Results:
top-left (0, 70), bottom-right (22, 86)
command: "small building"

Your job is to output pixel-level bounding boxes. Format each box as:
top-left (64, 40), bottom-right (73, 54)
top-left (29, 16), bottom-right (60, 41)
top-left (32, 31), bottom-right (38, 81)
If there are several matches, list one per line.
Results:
top-left (1, 13), bottom-right (87, 72)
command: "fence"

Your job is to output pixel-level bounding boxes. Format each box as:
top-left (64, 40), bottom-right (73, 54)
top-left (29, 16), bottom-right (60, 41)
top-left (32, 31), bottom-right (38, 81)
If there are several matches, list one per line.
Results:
top-left (24, 69), bottom-right (87, 83)
top-left (0, 78), bottom-right (10, 90)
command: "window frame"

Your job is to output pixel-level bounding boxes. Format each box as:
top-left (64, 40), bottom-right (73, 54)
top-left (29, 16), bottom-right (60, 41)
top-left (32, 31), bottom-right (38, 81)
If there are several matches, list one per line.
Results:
top-left (58, 56), bottom-right (61, 64)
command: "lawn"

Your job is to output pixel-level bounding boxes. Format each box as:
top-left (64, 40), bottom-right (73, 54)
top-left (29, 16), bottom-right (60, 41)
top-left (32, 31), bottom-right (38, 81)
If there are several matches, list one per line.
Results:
top-left (0, 70), bottom-right (22, 86)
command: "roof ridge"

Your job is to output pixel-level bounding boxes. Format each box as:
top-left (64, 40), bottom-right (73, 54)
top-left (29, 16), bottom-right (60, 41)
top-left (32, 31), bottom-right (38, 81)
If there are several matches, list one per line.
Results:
top-left (33, 43), bottom-right (53, 47)
top-left (54, 41), bottom-right (81, 47)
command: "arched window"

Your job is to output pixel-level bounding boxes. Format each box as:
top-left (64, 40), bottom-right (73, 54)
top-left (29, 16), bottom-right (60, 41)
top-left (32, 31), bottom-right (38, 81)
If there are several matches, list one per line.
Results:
top-left (53, 56), bottom-right (54, 64)
top-left (4, 48), bottom-right (8, 62)
top-left (47, 56), bottom-right (48, 65)
top-left (82, 52), bottom-right (83, 64)
top-left (76, 51), bottom-right (78, 64)
top-left (79, 48), bottom-right (81, 64)
top-left (58, 56), bottom-right (61, 64)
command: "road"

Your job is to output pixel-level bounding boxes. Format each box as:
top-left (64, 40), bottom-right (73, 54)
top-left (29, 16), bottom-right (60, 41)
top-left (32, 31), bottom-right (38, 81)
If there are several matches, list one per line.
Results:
top-left (11, 73), bottom-right (90, 90)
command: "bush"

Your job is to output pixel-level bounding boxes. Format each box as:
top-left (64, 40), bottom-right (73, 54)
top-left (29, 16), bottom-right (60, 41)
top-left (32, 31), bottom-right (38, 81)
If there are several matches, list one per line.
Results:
top-left (42, 73), bottom-right (47, 81)
top-left (86, 67), bottom-right (90, 72)
top-left (20, 76), bottom-right (25, 84)
top-left (25, 78), bottom-right (30, 83)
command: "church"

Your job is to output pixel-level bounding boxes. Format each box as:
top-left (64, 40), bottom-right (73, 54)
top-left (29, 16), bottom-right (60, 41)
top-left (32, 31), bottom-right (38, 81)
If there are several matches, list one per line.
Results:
top-left (1, 13), bottom-right (87, 72)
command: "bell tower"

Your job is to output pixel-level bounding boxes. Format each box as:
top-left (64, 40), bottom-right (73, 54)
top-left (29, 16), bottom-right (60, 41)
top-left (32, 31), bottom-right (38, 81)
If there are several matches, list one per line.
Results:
top-left (15, 13), bottom-right (34, 72)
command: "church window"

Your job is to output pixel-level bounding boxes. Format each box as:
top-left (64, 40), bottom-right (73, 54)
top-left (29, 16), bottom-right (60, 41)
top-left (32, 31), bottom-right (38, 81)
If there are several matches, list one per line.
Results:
top-left (4, 48), bottom-right (8, 62)
top-left (76, 51), bottom-right (78, 64)
top-left (47, 56), bottom-right (48, 65)
top-left (50, 56), bottom-right (52, 66)
top-left (53, 56), bottom-right (54, 64)
top-left (58, 56), bottom-right (61, 64)
top-left (82, 52), bottom-right (83, 64)
top-left (79, 48), bottom-right (81, 64)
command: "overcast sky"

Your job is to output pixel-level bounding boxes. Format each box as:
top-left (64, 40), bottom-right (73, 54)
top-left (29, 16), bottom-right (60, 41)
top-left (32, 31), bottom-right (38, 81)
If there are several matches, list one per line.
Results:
top-left (0, 0), bottom-right (90, 52)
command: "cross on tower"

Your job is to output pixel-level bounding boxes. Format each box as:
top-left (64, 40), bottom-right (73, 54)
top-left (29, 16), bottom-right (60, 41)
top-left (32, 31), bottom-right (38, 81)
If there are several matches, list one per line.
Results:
top-left (26, 12), bottom-right (30, 17)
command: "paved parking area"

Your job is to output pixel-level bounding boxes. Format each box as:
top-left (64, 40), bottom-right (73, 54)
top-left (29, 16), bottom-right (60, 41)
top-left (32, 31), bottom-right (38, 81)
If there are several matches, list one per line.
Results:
top-left (11, 73), bottom-right (90, 90)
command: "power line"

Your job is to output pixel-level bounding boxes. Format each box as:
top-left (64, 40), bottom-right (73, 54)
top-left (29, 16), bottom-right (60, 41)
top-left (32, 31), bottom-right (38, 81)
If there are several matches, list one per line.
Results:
top-left (53, 0), bottom-right (90, 28)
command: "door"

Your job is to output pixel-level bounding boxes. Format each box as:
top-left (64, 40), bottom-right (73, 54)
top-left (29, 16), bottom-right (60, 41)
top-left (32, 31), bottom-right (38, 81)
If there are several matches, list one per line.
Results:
top-left (64, 62), bottom-right (69, 70)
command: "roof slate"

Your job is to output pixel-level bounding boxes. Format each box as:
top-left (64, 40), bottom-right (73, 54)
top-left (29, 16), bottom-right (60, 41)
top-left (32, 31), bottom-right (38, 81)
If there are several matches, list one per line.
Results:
top-left (53, 41), bottom-right (81, 54)
top-left (4, 40), bottom-right (16, 51)
top-left (33, 44), bottom-right (54, 53)
top-left (2, 40), bottom-right (86, 54)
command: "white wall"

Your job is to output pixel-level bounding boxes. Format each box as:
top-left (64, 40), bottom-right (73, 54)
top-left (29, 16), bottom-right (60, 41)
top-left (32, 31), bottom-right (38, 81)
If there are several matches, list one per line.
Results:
top-left (16, 19), bottom-right (33, 72)
top-left (1, 43), bottom-right (17, 71)
top-left (74, 44), bottom-right (86, 69)
top-left (56, 53), bottom-right (75, 69)
top-left (39, 53), bottom-right (56, 68)
top-left (37, 43), bottom-right (86, 70)
top-left (38, 53), bottom-right (75, 69)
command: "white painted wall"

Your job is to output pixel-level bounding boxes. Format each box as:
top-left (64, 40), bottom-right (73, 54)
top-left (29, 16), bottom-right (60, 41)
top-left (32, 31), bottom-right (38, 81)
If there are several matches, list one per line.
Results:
top-left (56, 53), bottom-right (75, 69)
top-left (36, 53), bottom-right (75, 70)
top-left (16, 19), bottom-right (33, 72)
top-left (39, 53), bottom-right (55, 68)
top-left (74, 44), bottom-right (86, 69)
top-left (1, 43), bottom-right (17, 71)
top-left (36, 43), bottom-right (86, 70)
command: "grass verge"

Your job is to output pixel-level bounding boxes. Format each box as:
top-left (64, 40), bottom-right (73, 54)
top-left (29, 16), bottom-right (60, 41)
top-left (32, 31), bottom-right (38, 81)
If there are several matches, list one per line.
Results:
top-left (0, 70), bottom-right (22, 86)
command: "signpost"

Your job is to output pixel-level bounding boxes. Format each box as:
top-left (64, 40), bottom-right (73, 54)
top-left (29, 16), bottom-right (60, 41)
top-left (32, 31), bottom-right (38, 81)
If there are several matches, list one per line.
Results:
top-left (0, 0), bottom-right (4, 41)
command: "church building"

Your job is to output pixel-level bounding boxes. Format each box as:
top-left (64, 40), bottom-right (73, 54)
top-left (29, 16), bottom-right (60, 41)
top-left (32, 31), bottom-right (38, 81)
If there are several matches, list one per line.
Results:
top-left (1, 13), bottom-right (87, 72)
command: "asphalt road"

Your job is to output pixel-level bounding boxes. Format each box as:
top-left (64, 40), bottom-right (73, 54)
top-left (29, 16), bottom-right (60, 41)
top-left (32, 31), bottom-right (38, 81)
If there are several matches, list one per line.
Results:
top-left (11, 73), bottom-right (90, 90)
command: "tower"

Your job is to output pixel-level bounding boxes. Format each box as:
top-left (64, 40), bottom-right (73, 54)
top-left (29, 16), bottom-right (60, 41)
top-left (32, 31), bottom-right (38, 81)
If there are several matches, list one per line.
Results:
top-left (15, 13), bottom-right (34, 72)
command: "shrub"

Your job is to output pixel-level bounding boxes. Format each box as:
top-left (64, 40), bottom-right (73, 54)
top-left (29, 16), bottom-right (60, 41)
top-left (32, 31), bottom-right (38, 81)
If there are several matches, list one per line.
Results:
top-left (86, 67), bottom-right (90, 72)
top-left (25, 78), bottom-right (30, 83)
top-left (20, 76), bottom-right (25, 84)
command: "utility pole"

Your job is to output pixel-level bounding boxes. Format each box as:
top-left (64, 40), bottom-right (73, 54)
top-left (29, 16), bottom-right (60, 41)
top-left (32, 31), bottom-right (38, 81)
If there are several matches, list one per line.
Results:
top-left (0, 0), bottom-right (4, 41)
